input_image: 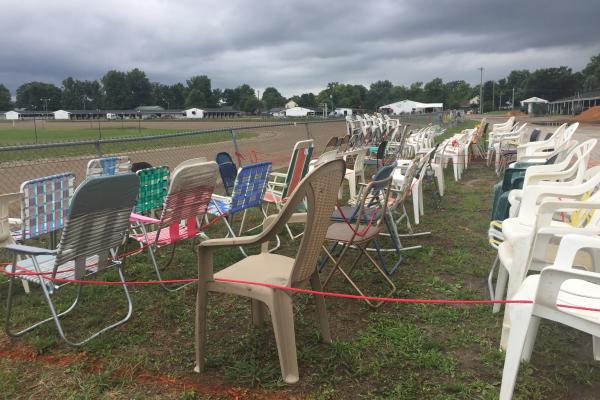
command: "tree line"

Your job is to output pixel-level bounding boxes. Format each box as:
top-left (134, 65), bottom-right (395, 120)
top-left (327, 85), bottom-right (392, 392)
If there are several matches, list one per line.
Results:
top-left (1, 52), bottom-right (599, 113)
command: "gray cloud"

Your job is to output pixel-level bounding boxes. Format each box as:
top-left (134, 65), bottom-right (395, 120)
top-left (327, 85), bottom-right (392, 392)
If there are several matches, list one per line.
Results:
top-left (1, 0), bottom-right (599, 96)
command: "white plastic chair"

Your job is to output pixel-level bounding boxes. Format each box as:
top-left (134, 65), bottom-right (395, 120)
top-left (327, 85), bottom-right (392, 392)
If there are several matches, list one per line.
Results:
top-left (500, 234), bottom-right (600, 399)
top-left (496, 166), bottom-right (600, 348)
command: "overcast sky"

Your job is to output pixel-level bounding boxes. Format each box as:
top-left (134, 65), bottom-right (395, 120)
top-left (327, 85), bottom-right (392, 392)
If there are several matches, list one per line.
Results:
top-left (2, 0), bottom-right (600, 97)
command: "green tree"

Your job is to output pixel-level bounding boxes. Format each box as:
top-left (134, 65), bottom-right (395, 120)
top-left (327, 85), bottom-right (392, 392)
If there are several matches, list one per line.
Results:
top-left (0, 84), bottom-right (12, 110)
top-left (186, 75), bottom-right (213, 107)
top-left (15, 82), bottom-right (61, 110)
top-left (185, 89), bottom-right (207, 108)
top-left (298, 93), bottom-right (317, 108)
top-left (444, 80), bottom-right (473, 109)
top-left (126, 68), bottom-right (153, 107)
top-left (525, 67), bottom-right (581, 101)
top-left (505, 69), bottom-right (531, 106)
top-left (61, 77), bottom-right (102, 109)
top-left (582, 53), bottom-right (600, 91)
top-left (423, 78), bottom-right (445, 103)
top-left (365, 80), bottom-right (394, 110)
top-left (102, 70), bottom-right (131, 109)
top-left (261, 87), bottom-right (286, 109)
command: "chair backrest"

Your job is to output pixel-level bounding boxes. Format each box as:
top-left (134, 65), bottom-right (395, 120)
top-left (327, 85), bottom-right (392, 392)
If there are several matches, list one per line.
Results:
top-left (135, 166), bottom-right (170, 214)
top-left (315, 150), bottom-right (338, 167)
top-left (283, 139), bottom-right (314, 198)
top-left (216, 152), bottom-right (238, 195)
top-left (54, 174), bottom-right (139, 278)
top-left (229, 162), bottom-right (272, 214)
top-left (173, 157), bottom-right (207, 175)
top-left (20, 172), bottom-right (76, 240)
top-left (323, 136), bottom-right (339, 153)
top-left (86, 156), bottom-right (131, 177)
top-left (0, 192), bottom-right (20, 247)
top-left (261, 160), bottom-right (345, 286)
top-left (159, 160), bottom-right (218, 229)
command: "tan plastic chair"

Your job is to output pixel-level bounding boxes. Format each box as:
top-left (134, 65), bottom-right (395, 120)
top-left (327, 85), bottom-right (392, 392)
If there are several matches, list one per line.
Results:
top-left (194, 159), bottom-right (346, 384)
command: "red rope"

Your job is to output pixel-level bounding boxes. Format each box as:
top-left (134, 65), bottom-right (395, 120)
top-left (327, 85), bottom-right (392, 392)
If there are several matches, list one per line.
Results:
top-left (2, 269), bottom-right (599, 313)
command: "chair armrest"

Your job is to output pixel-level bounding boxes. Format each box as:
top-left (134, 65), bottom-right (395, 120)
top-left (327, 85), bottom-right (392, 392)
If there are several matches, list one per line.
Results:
top-left (199, 212), bottom-right (308, 250)
top-left (129, 213), bottom-right (160, 224)
top-left (536, 266), bottom-right (600, 310)
top-left (270, 172), bottom-right (287, 178)
top-left (4, 244), bottom-right (58, 256)
top-left (552, 235), bottom-right (600, 270)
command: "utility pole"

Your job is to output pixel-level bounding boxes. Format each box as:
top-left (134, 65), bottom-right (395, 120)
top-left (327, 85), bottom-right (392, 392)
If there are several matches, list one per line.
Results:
top-left (31, 105), bottom-right (38, 143)
top-left (40, 98), bottom-right (50, 118)
top-left (478, 67), bottom-right (484, 114)
top-left (492, 81), bottom-right (495, 111)
top-left (512, 87), bottom-right (515, 110)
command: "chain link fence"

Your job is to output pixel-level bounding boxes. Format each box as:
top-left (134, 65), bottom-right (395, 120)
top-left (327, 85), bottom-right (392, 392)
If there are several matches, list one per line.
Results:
top-left (0, 119), bottom-right (345, 194)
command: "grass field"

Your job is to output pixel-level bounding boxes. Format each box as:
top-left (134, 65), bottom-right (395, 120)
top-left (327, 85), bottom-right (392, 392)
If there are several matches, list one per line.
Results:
top-left (0, 126), bottom-right (257, 162)
top-left (2, 120), bottom-right (597, 399)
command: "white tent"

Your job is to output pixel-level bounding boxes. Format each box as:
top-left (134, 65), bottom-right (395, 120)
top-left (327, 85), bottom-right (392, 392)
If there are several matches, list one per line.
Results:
top-left (285, 106), bottom-right (314, 117)
top-left (185, 108), bottom-right (204, 119)
top-left (53, 110), bottom-right (71, 120)
top-left (378, 99), bottom-right (443, 115)
top-left (5, 111), bottom-right (20, 120)
top-left (520, 97), bottom-right (548, 114)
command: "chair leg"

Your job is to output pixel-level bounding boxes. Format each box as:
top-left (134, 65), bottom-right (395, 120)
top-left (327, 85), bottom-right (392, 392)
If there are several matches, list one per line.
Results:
top-left (593, 336), bottom-right (600, 361)
top-left (194, 269), bottom-right (210, 373)
top-left (268, 291), bottom-right (299, 384)
top-left (412, 182), bottom-right (420, 225)
top-left (348, 173), bottom-right (357, 203)
top-left (309, 272), bottom-right (331, 343)
top-left (251, 299), bottom-right (266, 327)
top-left (499, 308), bottom-right (536, 400)
top-left (493, 264), bottom-right (508, 314)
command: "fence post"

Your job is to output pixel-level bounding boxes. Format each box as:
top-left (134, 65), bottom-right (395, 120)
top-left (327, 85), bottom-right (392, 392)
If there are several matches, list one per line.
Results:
top-left (304, 122), bottom-right (311, 139)
top-left (94, 141), bottom-right (102, 157)
top-left (230, 129), bottom-right (240, 160)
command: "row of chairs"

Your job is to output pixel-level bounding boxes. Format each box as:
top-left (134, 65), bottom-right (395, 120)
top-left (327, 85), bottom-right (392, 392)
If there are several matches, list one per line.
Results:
top-left (0, 117), bottom-right (453, 383)
top-left (484, 118), bottom-right (600, 399)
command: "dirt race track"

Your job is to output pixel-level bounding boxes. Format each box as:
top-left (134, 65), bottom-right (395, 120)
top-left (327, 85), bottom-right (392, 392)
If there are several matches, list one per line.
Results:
top-left (0, 120), bottom-right (346, 193)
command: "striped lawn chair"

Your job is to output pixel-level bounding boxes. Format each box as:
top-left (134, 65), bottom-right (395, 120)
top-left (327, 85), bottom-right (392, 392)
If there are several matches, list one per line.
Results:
top-left (264, 139), bottom-right (313, 240)
top-left (207, 161), bottom-right (272, 256)
top-left (4, 174), bottom-right (139, 346)
top-left (135, 166), bottom-right (170, 216)
top-left (86, 156), bottom-right (131, 178)
top-left (129, 160), bottom-right (218, 291)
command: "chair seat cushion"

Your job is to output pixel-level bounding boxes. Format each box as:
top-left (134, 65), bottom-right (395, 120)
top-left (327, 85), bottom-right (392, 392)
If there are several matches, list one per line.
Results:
top-left (326, 222), bottom-right (380, 243)
top-left (130, 223), bottom-right (200, 246)
top-left (214, 253), bottom-right (294, 287)
top-left (512, 274), bottom-right (600, 323)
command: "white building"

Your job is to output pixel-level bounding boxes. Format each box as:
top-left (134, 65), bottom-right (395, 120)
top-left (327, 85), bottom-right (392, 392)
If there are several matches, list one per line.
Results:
top-left (334, 107), bottom-right (353, 116)
top-left (520, 97), bottom-right (548, 114)
top-left (379, 99), bottom-right (443, 114)
top-left (53, 110), bottom-right (71, 120)
top-left (5, 111), bottom-right (20, 120)
top-left (285, 100), bottom-right (298, 109)
top-left (185, 108), bottom-right (204, 119)
top-left (285, 106), bottom-right (315, 117)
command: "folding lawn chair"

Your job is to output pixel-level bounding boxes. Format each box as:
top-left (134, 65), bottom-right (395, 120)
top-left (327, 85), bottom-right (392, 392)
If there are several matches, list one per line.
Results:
top-left (320, 166), bottom-right (396, 308)
top-left (135, 166), bottom-right (170, 216)
top-left (129, 160), bottom-right (218, 291)
top-left (4, 174), bottom-right (139, 346)
top-left (216, 152), bottom-right (238, 196)
top-left (264, 139), bottom-right (314, 240)
top-left (86, 156), bottom-right (131, 177)
top-left (207, 161), bottom-right (273, 256)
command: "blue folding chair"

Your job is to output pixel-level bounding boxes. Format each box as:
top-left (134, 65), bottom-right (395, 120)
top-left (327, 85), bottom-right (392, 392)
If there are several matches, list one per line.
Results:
top-left (207, 161), bottom-right (273, 256)
top-left (86, 156), bottom-right (131, 178)
top-left (216, 152), bottom-right (238, 196)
